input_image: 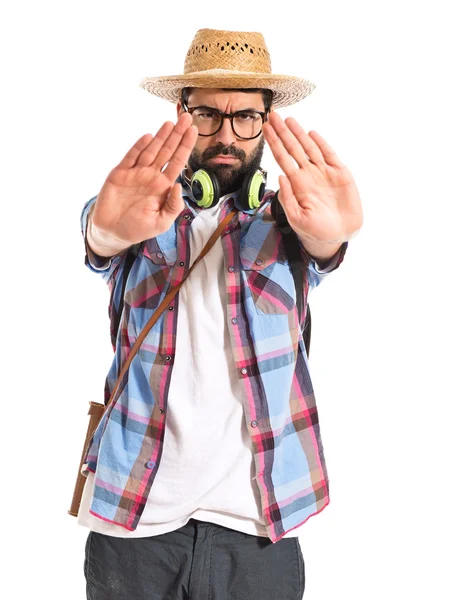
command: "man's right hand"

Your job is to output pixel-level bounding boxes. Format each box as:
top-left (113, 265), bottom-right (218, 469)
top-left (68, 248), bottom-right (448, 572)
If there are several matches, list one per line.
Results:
top-left (89, 113), bottom-right (198, 252)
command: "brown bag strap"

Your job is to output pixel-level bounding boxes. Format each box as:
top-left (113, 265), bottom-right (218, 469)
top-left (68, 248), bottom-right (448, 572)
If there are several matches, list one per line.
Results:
top-left (69, 207), bottom-right (237, 518)
top-left (100, 207), bottom-right (237, 420)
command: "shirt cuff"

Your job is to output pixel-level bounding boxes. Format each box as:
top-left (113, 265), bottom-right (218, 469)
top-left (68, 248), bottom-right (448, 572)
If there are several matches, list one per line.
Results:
top-left (81, 198), bottom-right (120, 272)
top-left (310, 242), bottom-right (349, 273)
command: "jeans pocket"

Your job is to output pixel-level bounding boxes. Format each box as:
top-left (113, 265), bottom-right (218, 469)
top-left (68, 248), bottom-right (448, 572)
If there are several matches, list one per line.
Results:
top-left (83, 531), bottom-right (93, 582)
top-left (295, 538), bottom-right (306, 599)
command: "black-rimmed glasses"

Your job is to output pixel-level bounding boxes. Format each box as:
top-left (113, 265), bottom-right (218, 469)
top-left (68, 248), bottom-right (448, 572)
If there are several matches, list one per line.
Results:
top-left (182, 102), bottom-right (268, 140)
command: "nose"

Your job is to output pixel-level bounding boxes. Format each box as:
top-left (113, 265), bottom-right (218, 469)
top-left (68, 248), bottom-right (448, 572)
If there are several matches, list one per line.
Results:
top-left (214, 116), bottom-right (237, 146)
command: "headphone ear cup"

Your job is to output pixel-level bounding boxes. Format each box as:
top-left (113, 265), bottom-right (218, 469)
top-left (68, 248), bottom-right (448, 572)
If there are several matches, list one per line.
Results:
top-left (239, 173), bottom-right (251, 212)
top-left (190, 169), bottom-right (221, 208)
top-left (208, 170), bottom-right (221, 208)
top-left (240, 170), bottom-right (266, 211)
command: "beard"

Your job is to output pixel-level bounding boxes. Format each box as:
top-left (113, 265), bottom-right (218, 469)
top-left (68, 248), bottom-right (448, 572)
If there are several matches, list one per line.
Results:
top-left (187, 137), bottom-right (266, 198)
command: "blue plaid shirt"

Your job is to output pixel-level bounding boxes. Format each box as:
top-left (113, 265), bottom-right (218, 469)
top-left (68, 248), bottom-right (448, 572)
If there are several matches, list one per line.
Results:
top-left (80, 180), bottom-right (348, 543)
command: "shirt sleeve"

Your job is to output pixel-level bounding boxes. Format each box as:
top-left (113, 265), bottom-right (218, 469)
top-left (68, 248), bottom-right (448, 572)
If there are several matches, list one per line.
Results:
top-left (80, 196), bottom-right (128, 285)
top-left (300, 239), bottom-right (349, 290)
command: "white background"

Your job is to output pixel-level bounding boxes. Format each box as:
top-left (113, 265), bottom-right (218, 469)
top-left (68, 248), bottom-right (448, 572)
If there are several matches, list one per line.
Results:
top-left (1, 0), bottom-right (457, 598)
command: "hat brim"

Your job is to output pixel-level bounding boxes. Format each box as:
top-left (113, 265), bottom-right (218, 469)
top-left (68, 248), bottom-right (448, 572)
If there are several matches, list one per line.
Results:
top-left (140, 69), bottom-right (316, 109)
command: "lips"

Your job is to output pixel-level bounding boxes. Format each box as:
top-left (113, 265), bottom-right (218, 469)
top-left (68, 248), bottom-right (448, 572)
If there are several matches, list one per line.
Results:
top-left (209, 155), bottom-right (238, 164)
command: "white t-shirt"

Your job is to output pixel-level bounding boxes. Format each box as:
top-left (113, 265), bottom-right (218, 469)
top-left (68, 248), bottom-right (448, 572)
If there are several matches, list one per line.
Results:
top-left (78, 196), bottom-right (298, 538)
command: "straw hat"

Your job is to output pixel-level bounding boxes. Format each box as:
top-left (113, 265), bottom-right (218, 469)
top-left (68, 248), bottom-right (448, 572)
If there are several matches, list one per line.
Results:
top-left (140, 28), bottom-right (316, 109)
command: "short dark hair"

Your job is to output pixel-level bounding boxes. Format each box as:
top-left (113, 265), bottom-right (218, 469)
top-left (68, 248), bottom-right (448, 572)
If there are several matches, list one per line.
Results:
top-left (180, 87), bottom-right (274, 113)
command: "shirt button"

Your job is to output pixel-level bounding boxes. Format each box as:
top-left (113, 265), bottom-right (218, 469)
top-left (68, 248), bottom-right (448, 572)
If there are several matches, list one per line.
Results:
top-left (179, 261), bottom-right (185, 267)
top-left (168, 306), bottom-right (174, 311)
top-left (146, 461), bottom-right (155, 469)
top-left (184, 214), bottom-right (191, 220)
top-left (255, 259), bottom-right (264, 266)
top-left (241, 368), bottom-right (248, 375)
top-left (156, 252), bottom-right (163, 259)
top-left (228, 266), bottom-right (235, 273)
top-left (165, 355), bottom-right (172, 362)
top-left (159, 408), bottom-right (164, 414)
top-left (224, 229), bottom-right (230, 235)
top-left (231, 318), bottom-right (238, 325)
top-left (251, 420), bottom-right (258, 428)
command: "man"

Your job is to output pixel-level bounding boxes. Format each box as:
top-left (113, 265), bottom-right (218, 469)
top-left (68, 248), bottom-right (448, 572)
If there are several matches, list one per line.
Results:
top-left (77, 28), bottom-right (363, 600)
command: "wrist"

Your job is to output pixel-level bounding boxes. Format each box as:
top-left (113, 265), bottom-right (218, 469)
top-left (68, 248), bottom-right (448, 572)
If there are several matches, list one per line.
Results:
top-left (87, 207), bottom-right (131, 257)
top-left (298, 235), bottom-right (343, 263)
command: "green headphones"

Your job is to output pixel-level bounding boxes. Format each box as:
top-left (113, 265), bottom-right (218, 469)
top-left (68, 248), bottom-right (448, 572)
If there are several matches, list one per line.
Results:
top-left (189, 168), bottom-right (267, 211)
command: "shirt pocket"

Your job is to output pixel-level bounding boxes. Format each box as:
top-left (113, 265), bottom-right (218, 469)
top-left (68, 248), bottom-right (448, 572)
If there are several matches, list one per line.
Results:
top-left (142, 235), bottom-right (177, 267)
top-left (239, 221), bottom-right (295, 315)
top-left (121, 235), bottom-right (177, 314)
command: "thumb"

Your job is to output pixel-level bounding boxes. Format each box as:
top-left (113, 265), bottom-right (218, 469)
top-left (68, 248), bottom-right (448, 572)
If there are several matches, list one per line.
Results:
top-left (163, 182), bottom-right (185, 218)
top-left (278, 175), bottom-right (294, 211)
top-left (278, 175), bottom-right (302, 223)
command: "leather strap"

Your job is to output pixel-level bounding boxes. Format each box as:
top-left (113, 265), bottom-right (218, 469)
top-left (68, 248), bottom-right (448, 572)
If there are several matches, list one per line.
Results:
top-left (69, 207), bottom-right (238, 517)
top-left (102, 207), bottom-right (237, 417)
top-left (68, 401), bottom-right (106, 516)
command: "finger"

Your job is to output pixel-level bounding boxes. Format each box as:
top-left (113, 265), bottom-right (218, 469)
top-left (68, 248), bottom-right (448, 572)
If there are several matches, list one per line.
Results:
top-left (134, 121), bottom-right (175, 167)
top-left (308, 130), bottom-right (344, 167)
top-left (278, 175), bottom-right (302, 223)
top-left (284, 117), bottom-right (327, 167)
top-left (161, 182), bottom-right (185, 220)
top-left (145, 112), bottom-right (194, 170)
top-left (117, 133), bottom-right (154, 169)
top-left (162, 125), bottom-right (199, 182)
top-left (263, 121), bottom-right (298, 178)
top-left (266, 112), bottom-right (312, 168)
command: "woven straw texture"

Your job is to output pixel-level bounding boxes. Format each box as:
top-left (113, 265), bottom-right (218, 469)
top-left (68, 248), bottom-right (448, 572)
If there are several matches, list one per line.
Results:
top-left (140, 29), bottom-right (316, 109)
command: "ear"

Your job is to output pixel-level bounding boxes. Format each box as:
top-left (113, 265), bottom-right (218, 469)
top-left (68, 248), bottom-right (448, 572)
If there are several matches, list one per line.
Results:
top-left (176, 102), bottom-right (182, 118)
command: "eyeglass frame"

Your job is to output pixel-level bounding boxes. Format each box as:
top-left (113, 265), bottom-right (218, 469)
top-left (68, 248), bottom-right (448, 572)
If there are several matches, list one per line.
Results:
top-left (181, 101), bottom-right (270, 140)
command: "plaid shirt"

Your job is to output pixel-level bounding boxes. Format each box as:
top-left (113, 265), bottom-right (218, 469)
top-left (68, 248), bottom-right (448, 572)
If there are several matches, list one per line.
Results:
top-left (80, 181), bottom-right (348, 543)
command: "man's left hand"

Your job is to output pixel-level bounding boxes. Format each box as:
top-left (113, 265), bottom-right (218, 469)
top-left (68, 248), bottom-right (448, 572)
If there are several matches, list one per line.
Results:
top-left (263, 111), bottom-right (363, 261)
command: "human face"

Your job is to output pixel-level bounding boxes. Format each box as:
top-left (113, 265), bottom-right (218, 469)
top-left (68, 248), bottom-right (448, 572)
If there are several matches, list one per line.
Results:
top-left (177, 88), bottom-right (267, 197)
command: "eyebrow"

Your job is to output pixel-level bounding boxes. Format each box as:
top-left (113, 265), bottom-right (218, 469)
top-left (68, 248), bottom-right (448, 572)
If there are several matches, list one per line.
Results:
top-left (192, 105), bottom-right (264, 112)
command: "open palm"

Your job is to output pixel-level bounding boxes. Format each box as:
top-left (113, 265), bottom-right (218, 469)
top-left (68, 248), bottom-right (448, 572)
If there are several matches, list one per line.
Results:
top-left (263, 112), bottom-right (363, 246)
top-left (92, 113), bottom-right (198, 244)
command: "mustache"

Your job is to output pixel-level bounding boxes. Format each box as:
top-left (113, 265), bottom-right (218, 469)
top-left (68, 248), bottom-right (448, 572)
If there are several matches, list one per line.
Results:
top-left (202, 144), bottom-right (246, 161)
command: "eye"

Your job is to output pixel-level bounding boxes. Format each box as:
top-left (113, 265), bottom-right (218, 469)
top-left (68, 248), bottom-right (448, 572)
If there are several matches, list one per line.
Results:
top-left (235, 111), bottom-right (259, 122)
top-left (194, 108), bottom-right (219, 121)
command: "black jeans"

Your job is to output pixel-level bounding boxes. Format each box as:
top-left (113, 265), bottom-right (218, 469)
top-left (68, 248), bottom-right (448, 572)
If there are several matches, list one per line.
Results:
top-left (84, 518), bottom-right (306, 599)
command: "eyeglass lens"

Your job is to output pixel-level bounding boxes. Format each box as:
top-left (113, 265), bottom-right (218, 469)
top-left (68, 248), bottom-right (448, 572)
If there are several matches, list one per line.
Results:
top-left (191, 107), bottom-right (263, 139)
